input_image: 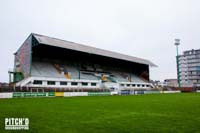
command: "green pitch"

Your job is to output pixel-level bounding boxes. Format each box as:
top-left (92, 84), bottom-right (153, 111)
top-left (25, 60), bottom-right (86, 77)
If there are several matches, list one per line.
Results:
top-left (1, 93), bottom-right (200, 133)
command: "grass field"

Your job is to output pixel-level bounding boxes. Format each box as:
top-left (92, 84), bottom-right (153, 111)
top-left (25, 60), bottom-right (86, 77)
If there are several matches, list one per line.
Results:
top-left (1, 93), bottom-right (200, 133)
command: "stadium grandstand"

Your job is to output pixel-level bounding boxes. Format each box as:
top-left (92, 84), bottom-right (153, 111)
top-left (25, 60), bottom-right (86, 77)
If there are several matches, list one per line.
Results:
top-left (8, 33), bottom-right (156, 92)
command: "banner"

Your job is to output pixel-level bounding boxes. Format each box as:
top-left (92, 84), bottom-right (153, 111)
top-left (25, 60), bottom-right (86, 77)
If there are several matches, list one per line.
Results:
top-left (13, 92), bottom-right (55, 98)
top-left (0, 93), bottom-right (13, 98)
top-left (88, 92), bottom-right (111, 96)
top-left (55, 92), bottom-right (64, 97)
top-left (64, 92), bottom-right (88, 97)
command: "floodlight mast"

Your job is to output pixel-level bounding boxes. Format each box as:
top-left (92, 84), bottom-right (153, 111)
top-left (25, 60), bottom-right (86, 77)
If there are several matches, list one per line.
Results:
top-left (174, 39), bottom-right (181, 87)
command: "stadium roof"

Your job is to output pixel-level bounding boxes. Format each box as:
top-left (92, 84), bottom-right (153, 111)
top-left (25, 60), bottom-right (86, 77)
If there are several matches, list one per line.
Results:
top-left (32, 33), bottom-right (157, 67)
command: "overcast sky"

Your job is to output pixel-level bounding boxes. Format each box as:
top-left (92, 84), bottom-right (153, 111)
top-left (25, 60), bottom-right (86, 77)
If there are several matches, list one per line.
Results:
top-left (0, 0), bottom-right (200, 82)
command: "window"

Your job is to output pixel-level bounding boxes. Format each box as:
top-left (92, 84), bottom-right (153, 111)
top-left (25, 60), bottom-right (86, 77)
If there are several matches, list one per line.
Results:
top-left (146, 85), bottom-right (149, 87)
top-left (33, 80), bottom-right (42, 85)
top-left (132, 84), bottom-right (136, 87)
top-left (121, 84), bottom-right (124, 87)
top-left (82, 82), bottom-right (88, 86)
top-left (91, 83), bottom-right (97, 86)
top-left (137, 84), bottom-right (140, 87)
top-left (71, 82), bottom-right (78, 86)
top-left (127, 84), bottom-right (130, 87)
top-left (60, 82), bottom-right (67, 85)
top-left (47, 81), bottom-right (55, 85)
top-left (142, 85), bottom-right (145, 87)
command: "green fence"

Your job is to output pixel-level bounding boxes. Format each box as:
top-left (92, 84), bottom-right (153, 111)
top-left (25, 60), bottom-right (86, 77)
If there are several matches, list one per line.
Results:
top-left (144, 91), bottom-right (160, 94)
top-left (88, 92), bottom-right (111, 96)
top-left (13, 92), bottom-right (55, 98)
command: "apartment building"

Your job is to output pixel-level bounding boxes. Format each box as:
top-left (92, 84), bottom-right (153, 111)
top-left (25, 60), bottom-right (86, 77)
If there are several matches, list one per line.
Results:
top-left (178, 49), bottom-right (200, 87)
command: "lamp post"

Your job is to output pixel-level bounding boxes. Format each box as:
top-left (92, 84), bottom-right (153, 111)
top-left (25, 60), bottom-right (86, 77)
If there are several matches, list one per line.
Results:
top-left (175, 39), bottom-right (181, 87)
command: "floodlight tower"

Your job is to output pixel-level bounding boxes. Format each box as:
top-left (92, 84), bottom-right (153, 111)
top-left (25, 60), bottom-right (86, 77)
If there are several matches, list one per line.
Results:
top-left (175, 39), bottom-right (181, 87)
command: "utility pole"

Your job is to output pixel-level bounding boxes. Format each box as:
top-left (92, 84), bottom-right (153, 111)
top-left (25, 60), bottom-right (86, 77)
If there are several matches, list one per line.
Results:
top-left (174, 39), bottom-right (181, 87)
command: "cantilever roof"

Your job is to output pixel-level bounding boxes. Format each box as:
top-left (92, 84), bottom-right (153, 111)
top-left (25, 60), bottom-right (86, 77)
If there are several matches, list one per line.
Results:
top-left (32, 33), bottom-right (157, 67)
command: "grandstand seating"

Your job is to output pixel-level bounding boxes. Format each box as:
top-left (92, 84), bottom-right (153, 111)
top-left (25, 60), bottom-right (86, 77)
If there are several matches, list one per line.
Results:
top-left (31, 61), bottom-right (146, 83)
top-left (32, 62), bottom-right (64, 78)
top-left (62, 65), bottom-right (79, 79)
top-left (107, 76), bottom-right (117, 83)
top-left (80, 73), bottom-right (99, 80)
top-left (64, 73), bottom-right (71, 79)
top-left (131, 74), bottom-right (146, 83)
top-left (111, 72), bottom-right (129, 82)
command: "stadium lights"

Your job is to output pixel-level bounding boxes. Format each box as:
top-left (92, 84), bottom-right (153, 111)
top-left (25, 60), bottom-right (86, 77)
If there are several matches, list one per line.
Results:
top-left (174, 39), bottom-right (181, 87)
